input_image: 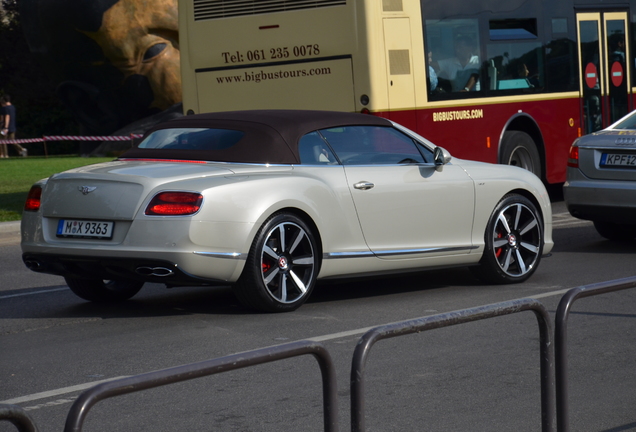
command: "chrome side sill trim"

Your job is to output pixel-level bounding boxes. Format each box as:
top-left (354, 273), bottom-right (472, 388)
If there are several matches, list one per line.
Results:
top-left (193, 251), bottom-right (246, 260)
top-left (323, 251), bottom-right (375, 259)
top-left (323, 245), bottom-right (476, 259)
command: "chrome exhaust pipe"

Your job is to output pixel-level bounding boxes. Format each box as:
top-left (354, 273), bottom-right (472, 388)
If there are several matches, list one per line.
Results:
top-left (24, 260), bottom-right (42, 271)
top-left (136, 266), bottom-right (175, 277)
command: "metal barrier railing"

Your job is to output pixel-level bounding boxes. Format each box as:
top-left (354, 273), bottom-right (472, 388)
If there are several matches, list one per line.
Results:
top-left (555, 276), bottom-right (636, 432)
top-left (0, 404), bottom-right (39, 432)
top-left (63, 339), bottom-right (339, 432)
top-left (350, 298), bottom-right (556, 432)
top-left (5, 280), bottom-right (636, 432)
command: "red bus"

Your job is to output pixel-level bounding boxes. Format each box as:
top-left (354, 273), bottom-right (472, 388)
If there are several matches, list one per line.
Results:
top-left (179, 0), bottom-right (633, 184)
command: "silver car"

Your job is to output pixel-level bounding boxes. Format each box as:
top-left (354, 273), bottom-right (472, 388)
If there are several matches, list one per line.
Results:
top-left (21, 110), bottom-right (553, 312)
top-left (564, 110), bottom-right (636, 240)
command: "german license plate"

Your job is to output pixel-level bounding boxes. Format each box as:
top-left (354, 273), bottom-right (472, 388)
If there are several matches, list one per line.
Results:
top-left (600, 153), bottom-right (636, 167)
top-left (56, 219), bottom-right (114, 239)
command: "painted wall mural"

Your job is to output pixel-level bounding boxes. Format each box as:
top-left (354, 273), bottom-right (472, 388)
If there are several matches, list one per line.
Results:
top-left (20, 0), bottom-right (183, 142)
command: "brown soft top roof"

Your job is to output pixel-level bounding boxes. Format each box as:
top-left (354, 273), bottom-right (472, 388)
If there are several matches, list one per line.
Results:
top-left (120, 110), bottom-right (392, 164)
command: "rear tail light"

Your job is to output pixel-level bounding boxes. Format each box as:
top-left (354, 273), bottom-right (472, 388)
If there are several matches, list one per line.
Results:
top-left (567, 145), bottom-right (579, 168)
top-left (24, 186), bottom-right (42, 212)
top-left (145, 192), bottom-right (203, 216)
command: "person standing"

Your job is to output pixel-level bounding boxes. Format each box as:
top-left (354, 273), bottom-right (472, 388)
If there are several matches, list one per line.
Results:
top-left (0, 134), bottom-right (5, 158)
top-left (0, 94), bottom-right (6, 158)
top-left (0, 95), bottom-right (27, 157)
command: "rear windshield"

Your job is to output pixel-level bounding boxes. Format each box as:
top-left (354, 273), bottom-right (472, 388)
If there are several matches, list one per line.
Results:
top-left (138, 128), bottom-right (245, 150)
top-left (612, 112), bottom-right (636, 130)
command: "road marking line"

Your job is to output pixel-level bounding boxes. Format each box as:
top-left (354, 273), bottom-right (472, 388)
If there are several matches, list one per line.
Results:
top-left (24, 398), bottom-right (78, 411)
top-left (0, 287), bottom-right (68, 299)
top-left (0, 376), bottom-right (129, 405)
top-left (308, 326), bottom-right (377, 342)
top-left (551, 212), bottom-right (592, 228)
top-left (530, 288), bottom-right (571, 299)
top-left (307, 287), bottom-right (572, 342)
top-left (0, 287), bottom-right (575, 407)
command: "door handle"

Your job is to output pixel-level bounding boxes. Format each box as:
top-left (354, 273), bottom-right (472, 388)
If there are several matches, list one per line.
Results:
top-left (354, 181), bottom-right (375, 190)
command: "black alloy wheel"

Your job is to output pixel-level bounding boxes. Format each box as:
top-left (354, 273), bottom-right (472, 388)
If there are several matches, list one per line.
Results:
top-left (471, 194), bottom-right (544, 284)
top-left (235, 212), bottom-right (320, 312)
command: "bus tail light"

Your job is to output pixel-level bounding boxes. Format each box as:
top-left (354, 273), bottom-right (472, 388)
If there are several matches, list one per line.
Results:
top-left (24, 185), bottom-right (42, 212)
top-left (145, 192), bottom-right (203, 216)
top-left (567, 145), bottom-right (579, 168)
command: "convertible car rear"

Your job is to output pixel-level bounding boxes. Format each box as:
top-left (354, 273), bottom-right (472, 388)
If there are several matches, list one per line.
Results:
top-left (21, 110), bottom-right (553, 312)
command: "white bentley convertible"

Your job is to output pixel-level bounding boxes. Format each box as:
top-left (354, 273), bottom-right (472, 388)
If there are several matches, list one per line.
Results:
top-left (21, 110), bottom-right (553, 312)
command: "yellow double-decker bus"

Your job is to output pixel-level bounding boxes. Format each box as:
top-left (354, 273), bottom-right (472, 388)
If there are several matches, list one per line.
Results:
top-left (179, 0), bottom-right (635, 184)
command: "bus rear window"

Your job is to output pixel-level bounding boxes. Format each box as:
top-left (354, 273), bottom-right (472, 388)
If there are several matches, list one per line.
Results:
top-left (139, 128), bottom-right (245, 150)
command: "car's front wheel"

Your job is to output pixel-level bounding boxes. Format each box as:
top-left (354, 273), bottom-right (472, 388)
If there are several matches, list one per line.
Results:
top-left (64, 278), bottom-right (144, 302)
top-left (234, 212), bottom-right (320, 313)
top-left (593, 221), bottom-right (636, 241)
top-left (471, 194), bottom-right (544, 284)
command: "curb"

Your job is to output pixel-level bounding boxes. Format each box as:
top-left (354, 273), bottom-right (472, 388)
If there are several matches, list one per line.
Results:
top-left (0, 221), bottom-right (20, 235)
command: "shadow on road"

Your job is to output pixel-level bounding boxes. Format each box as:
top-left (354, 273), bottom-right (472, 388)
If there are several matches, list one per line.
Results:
top-left (0, 267), bottom-right (484, 321)
top-left (309, 267), bottom-right (479, 304)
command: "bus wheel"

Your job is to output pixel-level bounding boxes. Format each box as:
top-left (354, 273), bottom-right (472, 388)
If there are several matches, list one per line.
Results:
top-left (500, 131), bottom-right (541, 178)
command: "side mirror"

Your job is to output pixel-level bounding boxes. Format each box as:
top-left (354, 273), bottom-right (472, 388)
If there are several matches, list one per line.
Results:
top-left (433, 147), bottom-right (452, 171)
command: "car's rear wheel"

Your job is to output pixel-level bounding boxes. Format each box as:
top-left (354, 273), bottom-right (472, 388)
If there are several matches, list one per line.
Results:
top-left (471, 194), bottom-right (544, 284)
top-left (65, 277), bottom-right (144, 302)
top-left (593, 221), bottom-right (636, 241)
top-left (234, 212), bottom-right (320, 313)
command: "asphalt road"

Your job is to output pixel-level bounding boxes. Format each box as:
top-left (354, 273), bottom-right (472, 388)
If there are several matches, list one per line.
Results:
top-left (1, 201), bottom-right (635, 432)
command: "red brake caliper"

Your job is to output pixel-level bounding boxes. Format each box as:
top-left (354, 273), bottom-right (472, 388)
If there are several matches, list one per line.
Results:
top-left (262, 261), bottom-right (271, 273)
top-left (495, 230), bottom-right (504, 258)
